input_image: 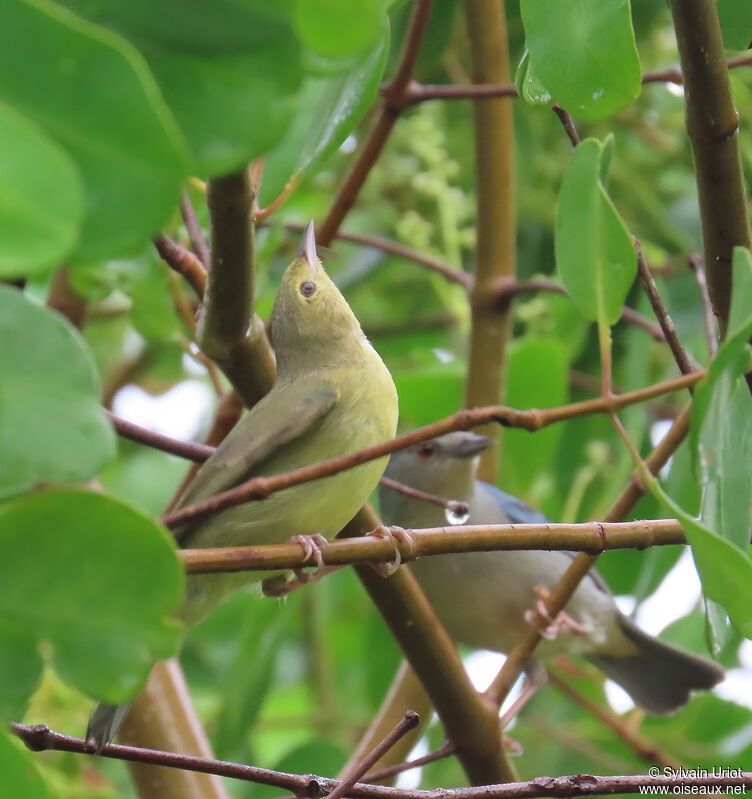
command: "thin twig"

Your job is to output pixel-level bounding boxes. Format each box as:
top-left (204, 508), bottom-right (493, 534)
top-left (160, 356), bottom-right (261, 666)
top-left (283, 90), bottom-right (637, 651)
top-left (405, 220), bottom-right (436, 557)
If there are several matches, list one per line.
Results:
top-left (634, 239), bottom-right (697, 376)
top-left (397, 52), bottom-right (752, 105)
top-left (552, 105), bottom-right (580, 147)
top-left (162, 370), bottom-right (704, 529)
top-left (154, 234), bottom-right (207, 297)
top-left (379, 475), bottom-right (469, 517)
top-left (366, 741), bottom-right (456, 783)
top-left (317, 0), bottom-right (434, 245)
top-left (180, 189), bottom-right (210, 269)
top-left (270, 221), bottom-right (472, 289)
top-left (326, 712), bottom-right (420, 799)
top-left (688, 254), bottom-right (718, 358)
top-left (179, 519), bottom-right (685, 575)
top-left (11, 724), bottom-right (752, 799)
top-left (106, 410), bottom-right (214, 462)
top-left (547, 669), bottom-right (681, 770)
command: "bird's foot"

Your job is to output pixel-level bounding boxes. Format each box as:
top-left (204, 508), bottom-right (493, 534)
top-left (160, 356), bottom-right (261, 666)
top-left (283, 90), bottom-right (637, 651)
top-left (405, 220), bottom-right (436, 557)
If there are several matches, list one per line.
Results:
top-left (524, 586), bottom-right (588, 640)
top-left (289, 533), bottom-right (330, 584)
top-left (369, 525), bottom-right (415, 577)
top-left (502, 735), bottom-right (524, 756)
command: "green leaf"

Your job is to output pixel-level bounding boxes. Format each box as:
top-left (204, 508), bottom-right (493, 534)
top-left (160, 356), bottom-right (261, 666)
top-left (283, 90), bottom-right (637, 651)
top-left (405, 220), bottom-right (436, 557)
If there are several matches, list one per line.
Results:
top-left (520, 0), bottom-right (641, 121)
top-left (501, 337), bottom-right (568, 496)
top-left (260, 34), bottom-right (389, 207)
top-left (555, 137), bottom-right (637, 325)
top-left (515, 48), bottom-right (552, 107)
top-left (294, 0), bottom-right (385, 60)
top-left (0, 731), bottom-right (51, 799)
top-left (0, 102), bottom-right (83, 278)
top-left (671, 507), bottom-right (752, 640)
top-left (690, 248), bottom-right (752, 554)
top-left (0, 490), bottom-right (183, 716)
top-left (0, 286), bottom-right (115, 499)
top-left (0, 0), bottom-right (188, 261)
top-left (61, 0), bottom-right (303, 176)
top-left (718, 0), bottom-right (752, 51)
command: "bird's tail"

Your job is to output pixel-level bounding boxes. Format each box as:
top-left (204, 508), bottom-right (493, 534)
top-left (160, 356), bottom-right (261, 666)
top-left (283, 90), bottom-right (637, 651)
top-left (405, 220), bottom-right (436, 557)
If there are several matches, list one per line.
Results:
top-left (86, 702), bottom-right (132, 753)
top-left (587, 614), bottom-right (724, 714)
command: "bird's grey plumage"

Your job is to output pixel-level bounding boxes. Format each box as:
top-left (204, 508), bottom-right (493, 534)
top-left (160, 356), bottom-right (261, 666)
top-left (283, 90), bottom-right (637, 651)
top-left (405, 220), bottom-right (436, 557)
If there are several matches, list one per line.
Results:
top-left (379, 432), bottom-right (723, 714)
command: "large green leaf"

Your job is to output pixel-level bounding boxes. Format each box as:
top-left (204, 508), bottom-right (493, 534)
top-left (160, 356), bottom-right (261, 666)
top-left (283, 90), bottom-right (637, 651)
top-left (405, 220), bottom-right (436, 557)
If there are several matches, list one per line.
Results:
top-left (555, 137), bottom-right (637, 325)
top-left (260, 34), bottom-right (389, 207)
top-left (0, 286), bottom-right (115, 499)
top-left (520, 0), bottom-right (641, 121)
top-left (0, 491), bottom-right (183, 717)
top-left (718, 0), bottom-right (752, 51)
top-left (0, 102), bottom-right (83, 278)
top-left (691, 248), bottom-right (752, 554)
top-left (293, 0), bottom-right (385, 60)
top-left (0, 0), bottom-right (188, 261)
top-left (0, 731), bottom-right (51, 799)
top-left (61, 0), bottom-right (303, 176)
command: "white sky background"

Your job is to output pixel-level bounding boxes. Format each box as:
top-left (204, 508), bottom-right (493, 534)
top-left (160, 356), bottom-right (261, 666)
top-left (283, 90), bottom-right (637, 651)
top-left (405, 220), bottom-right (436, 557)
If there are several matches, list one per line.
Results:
top-left (113, 369), bottom-right (752, 754)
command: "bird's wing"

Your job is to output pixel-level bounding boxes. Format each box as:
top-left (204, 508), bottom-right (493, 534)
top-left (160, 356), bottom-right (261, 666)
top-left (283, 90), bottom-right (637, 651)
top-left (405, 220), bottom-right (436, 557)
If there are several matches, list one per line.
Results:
top-left (175, 380), bottom-right (339, 512)
top-left (478, 482), bottom-right (612, 595)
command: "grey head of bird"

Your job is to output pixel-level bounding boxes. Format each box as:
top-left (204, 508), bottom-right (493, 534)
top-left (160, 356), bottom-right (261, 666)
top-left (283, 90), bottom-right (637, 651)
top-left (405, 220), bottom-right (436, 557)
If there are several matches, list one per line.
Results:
top-left (271, 220), bottom-right (364, 376)
top-left (384, 431), bottom-right (492, 500)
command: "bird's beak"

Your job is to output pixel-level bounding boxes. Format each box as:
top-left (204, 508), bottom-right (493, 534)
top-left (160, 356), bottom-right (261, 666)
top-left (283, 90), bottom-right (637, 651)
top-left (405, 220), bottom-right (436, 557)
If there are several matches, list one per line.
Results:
top-left (297, 219), bottom-right (321, 272)
top-left (450, 433), bottom-right (493, 458)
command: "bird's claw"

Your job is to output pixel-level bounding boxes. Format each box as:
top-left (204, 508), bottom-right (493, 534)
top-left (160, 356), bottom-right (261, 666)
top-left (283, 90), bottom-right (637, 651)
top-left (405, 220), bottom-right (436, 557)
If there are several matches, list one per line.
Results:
top-left (290, 533), bottom-right (329, 584)
top-left (261, 535), bottom-right (334, 598)
top-left (524, 585), bottom-right (588, 640)
top-left (369, 525), bottom-right (415, 577)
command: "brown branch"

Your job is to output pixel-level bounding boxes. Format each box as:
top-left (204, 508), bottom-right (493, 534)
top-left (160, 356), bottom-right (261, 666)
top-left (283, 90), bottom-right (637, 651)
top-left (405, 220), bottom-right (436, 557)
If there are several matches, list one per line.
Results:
top-left (688, 254), bottom-right (719, 358)
top-left (196, 170), bottom-right (277, 407)
top-left (634, 239), bottom-right (698, 376)
top-left (47, 268), bottom-right (87, 329)
top-left (484, 403), bottom-right (691, 708)
top-left (326, 712), bottom-right (420, 799)
top-left (667, 0), bottom-right (752, 330)
top-left (345, 505), bottom-right (517, 785)
top-left (154, 233), bottom-right (207, 297)
top-left (162, 370), bottom-right (704, 529)
top-left (366, 740), bottom-right (456, 783)
top-left (11, 723), bottom-right (752, 799)
top-left (179, 519), bottom-right (686, 575)
top-left (462, 0), bottom-right (516, 482)
top-left (546, 669), bottom-right (681, 771)
top-left (378, 475), bottom-right (469, 517)
top-left (105, 410), bottom-right (214, 462)
top-left (271, 221), bottom-right (472, 289)
top-left (398, 52), bottom-right (752, 105)
top-left (552, 105), bottom-right (580, 148)
top-left (180, 189), bottom-right (210, 269)
top-left (317, 0), bottom-right (434, 246)
top-left (486, 277), bottom-right (665, 341)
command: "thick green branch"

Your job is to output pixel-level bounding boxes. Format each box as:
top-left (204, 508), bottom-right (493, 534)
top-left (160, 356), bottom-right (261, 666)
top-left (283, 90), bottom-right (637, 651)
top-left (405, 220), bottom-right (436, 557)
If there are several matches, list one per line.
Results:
top-left (462, 0), bottom-right (516, 481)
top-left (197, 170), bottom-right (276, 406)
top-left (667, 0), bottom-right (751, 329)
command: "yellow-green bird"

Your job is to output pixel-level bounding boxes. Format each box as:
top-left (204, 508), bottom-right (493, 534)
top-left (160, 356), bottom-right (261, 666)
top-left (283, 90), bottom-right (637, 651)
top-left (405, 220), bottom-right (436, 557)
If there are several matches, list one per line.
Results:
top-left (87, 221), bottom-right (398, 749)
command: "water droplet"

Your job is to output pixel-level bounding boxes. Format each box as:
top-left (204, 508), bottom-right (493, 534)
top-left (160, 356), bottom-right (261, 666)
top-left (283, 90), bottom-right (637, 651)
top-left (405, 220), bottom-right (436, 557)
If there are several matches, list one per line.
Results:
top-left (445, 505), bottom-right (470, 525)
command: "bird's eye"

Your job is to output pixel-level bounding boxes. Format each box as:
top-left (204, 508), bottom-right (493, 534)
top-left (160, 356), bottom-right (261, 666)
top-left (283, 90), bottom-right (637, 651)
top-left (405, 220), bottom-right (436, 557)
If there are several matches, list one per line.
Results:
top-left (417, 444), bottom-right (435, 458)
top-left (299, 281), bottom-right (317, 298)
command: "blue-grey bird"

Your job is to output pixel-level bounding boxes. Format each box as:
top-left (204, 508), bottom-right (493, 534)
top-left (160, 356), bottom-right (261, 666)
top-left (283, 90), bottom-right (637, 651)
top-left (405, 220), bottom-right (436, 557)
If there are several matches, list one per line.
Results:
top-left (379, 432), bottom-right (723, 714)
